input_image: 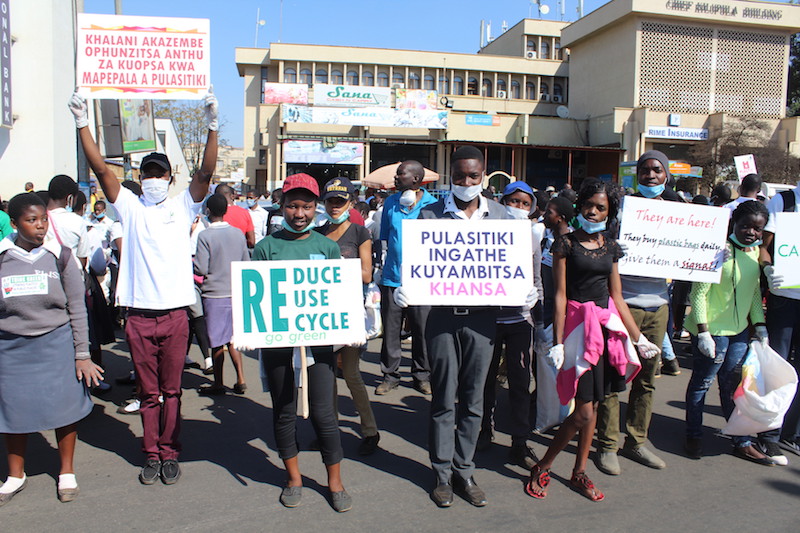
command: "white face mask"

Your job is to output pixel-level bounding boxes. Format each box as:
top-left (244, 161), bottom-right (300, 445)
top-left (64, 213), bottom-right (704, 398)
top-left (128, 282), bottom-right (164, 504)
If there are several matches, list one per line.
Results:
top-left (451, 184), bottom-right (482, 202)
top-left (505, 205), bottom-right (530, 220)
top-left (141, 178), bottom-right (169, 204)
top-left (399, 189), bottom-right (417, 207)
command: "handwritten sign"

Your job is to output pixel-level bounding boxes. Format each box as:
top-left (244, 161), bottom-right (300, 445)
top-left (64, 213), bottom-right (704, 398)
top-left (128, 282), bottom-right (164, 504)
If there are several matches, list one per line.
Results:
top-left (773, 212), bottom-right (800, 288)
top-left (734, 154), bottom-right (757, 181)
top-left (231, 259), bottom-right (365, 349)
top-left (618, 196), bottom-right (730, 283)
top-left (76, 13), bottom-right (210, 100)
top-left (401, 219), bottom-right (533, 306)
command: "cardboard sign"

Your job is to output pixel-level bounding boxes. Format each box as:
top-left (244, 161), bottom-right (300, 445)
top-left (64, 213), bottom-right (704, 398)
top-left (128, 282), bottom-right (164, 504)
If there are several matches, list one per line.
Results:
top-left (401, 219), bottom-right (534, 306)
top-left (77, 13), bottom-right (210, 100)
top-left (617, 196), bottom-right (730, 283)
top-left (231, 259), bottom-right (365, 349)
top-left (773, 212), bottom-right (800, 288)
top-left (734, 154), bottom-right (757, 181)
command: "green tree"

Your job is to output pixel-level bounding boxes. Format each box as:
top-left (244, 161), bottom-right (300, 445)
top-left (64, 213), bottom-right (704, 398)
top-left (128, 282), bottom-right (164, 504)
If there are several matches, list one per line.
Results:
top-left (788, 32), bottom-right (800, 116)
top-left (152, 100), bottom-right (226, 175)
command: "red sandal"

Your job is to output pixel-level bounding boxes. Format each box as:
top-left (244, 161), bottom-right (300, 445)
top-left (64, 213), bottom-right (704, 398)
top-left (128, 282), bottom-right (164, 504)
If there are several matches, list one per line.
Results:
top-left (570, 471), bottom-right (604, 502)
top-left (524, 465), bottom-right (550, 499)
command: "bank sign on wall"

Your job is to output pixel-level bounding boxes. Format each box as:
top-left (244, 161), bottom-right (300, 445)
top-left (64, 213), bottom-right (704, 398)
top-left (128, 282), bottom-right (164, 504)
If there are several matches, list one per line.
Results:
top-left (313, 84), bottom-right (391, 107)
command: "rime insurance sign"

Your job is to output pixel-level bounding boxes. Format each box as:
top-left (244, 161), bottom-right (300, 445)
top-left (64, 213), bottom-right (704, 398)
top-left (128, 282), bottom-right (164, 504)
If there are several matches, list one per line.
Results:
top-left (401, 219), bottom-right (534, 306)
top-left (76, 14), bottom-right (209, 100)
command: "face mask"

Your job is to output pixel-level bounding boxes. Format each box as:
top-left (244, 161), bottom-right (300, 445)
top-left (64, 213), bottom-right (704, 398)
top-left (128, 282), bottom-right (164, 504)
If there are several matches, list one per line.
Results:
top-left (281, 217), bottom-right (316, 234)
top-left (729, 233), bottom-right (762, 248)
top-left (638, 183), bottom-right (665, 199)
top-left (246, 199), bottom-right (257, 208)
top-left (141, 178), bottom-right (170, 204)
top-left (577, 213), bottom-right (607, 234)
top-left (399, 189), bottom-right (417, 208)
top-left (451, 184), bottom-right (482, 202)
top-left (95, 213), bottom-right (105, 219)
top-left (505, 205), bottom-right (530, 220)
top-left (324, 210), bottom-right (350, 224)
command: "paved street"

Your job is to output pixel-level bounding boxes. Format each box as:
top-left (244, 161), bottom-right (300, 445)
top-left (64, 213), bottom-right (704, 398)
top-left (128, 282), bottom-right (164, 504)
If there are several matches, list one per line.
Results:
top-left (1, 335), bottom-right (798, 532)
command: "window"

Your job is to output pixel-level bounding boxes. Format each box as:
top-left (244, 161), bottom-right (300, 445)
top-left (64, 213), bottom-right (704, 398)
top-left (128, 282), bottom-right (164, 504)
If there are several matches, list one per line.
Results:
top-left (496, 79), bottom-right (507, 95)
top-left (378, 72), bottom-right (390, 87)
top-left (438, 75), bottom-right (450, 94)
top-left (468, 77), bottom-right (478, 95)
top-left (526, 81), bottom-right (535, 100)
top-left (260, 67), bottom-right (269, 103)
top-left (284, 67), bottom-right (297, 83)
top-left (392, 72), bottom-right (404, 86)
top-left (540, 82), bottom-right (549, 98)
top-left (300, 68), bottom-right (312, 85)
top-left (453, 76), bottom-right (464, 95)
top-left (331, 69), bottom-right (343, 84)
top-left (554, 83), bottom-right (563, 97)
top-left (481, 78), bottom-right (492, 97)
top-left (554, 40), bottom-right (562, 60)
top-left (424, 74), bottom-right (435, 90)
top-left (511, 80), bottom-right (521, 99)
top-left (362, 71), bottom-right (374, 86)
top-left (258, 149), bottom-right (266, 166)
top-left (540, 41), bottom-right (550, 60)
top-left (526, 39), bottom-right (536, 52)
top-left (409, 72), bottom-right (420, 89)
top-left (347, 70), bottom-right (359, 85)
top-left (315, 69), bottom-right (328, 84)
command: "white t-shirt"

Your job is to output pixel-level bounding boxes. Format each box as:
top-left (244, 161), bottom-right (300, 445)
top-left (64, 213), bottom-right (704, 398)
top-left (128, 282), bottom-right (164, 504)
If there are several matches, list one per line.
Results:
top-left (764, 186), bottom-right (800, 300)
top-left (112, 187), bottom-right (202, 309)
top-left (248, 205), bottom-right (269, 244)
top-left (47, 208), bottom-right (91, 267)
top-left (723, 196), bottom-right (756, 211)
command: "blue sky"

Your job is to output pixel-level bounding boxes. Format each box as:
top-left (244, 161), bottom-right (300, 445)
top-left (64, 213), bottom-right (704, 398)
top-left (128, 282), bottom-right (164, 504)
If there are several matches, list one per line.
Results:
top-left (82, 0), bottom-right (794, 147)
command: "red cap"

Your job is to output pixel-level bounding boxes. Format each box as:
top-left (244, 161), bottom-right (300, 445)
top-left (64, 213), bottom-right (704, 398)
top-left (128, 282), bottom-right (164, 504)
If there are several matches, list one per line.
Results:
top-left (282, 173), bottom-right (319, 197)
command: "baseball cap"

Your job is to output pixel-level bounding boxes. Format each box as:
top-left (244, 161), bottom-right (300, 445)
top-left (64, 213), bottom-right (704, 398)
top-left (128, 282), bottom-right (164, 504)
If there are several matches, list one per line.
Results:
top-left (501, 181), bottom-right (534, 200)
top-left (322, 177), bottom-right (356, 201)
top-left (283, 173), bottom-right (320, 197)
top-left (545, 185), bottom-right (556, 192)
top-left (141, 152), bottom-right (171, 174)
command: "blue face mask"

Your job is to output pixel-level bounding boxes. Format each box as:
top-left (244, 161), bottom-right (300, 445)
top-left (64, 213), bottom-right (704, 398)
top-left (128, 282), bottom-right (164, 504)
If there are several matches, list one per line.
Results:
top-left (281, 217), bottom-right (316, 234)
top-left (638, 183), bottom-right (665, 199)
top-left (324, 210), bottom-right (350, 225)
top-left (729, 233), bottom-right (762, 248)
top-left (577, 213), bottom-right (607, 234)
top-left (95, 213), bottom-right (105, 219)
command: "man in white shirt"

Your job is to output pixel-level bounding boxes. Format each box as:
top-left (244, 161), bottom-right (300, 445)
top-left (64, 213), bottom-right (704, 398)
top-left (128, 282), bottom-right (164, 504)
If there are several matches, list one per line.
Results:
top-left (246, 190), bottom-right (268, 245)
top-left (46, 174), bottom-right (90, 268)
top-left (723, 173), bottom-right (762, 211)
top-left (69, 88), bottom-right (219, 486)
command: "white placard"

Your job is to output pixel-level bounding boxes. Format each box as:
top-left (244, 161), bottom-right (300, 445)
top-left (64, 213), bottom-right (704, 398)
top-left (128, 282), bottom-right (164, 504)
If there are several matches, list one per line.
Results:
top-left (773, 212), bottom-right (800, 288)
top-left (77, 13), bottom-right (210, 100)
top-left (231, 259), bottom-right (366, 349)
top-left (400, 219), bottom-right (534, 306)
top-left (734, 154), bottom-right (757, 181)
top-left (617, 196), bottom-right (730, 283)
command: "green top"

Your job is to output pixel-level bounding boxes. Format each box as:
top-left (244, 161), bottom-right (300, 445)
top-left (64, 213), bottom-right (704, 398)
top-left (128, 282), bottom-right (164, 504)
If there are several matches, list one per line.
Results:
top-left (686, 241), bottom-right (764, 337)
top-left (252, 229), bottom-right (341, 262)
top-left (0, 210), bottom-right (12, 240)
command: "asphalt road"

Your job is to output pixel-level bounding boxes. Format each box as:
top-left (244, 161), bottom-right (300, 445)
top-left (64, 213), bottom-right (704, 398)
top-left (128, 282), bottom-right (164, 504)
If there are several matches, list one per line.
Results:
top-left (1, 335), bottom-right (798, 532)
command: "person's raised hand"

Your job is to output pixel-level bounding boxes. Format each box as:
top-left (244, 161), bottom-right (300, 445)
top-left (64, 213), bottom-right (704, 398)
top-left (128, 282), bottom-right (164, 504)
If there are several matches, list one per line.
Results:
top-left (68, 91), bottom-right (89, 129)
top-left (204, 85), bottom-right (219, 131)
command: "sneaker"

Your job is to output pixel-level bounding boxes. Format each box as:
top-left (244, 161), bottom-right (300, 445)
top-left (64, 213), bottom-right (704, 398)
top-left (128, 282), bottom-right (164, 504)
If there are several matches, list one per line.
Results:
top-left (595, 451), bottom-right (621, 475)
top-left (621, 445), bottom-right (666, 469)
top-left (375, 380), bottom-right (399, 395)
top-left (139, 459), bottom-right (161, 485)
top-left (758, 441), bottom-right (789, 466)
top-left (93, 380), bottom-right (112, 393)
top-left (476, 429), bottom-right (493, 452)
top-left (661, 358), bottom-right (681, 376)
top-left (233, 382), bottom-right (248, 395)
top-left (685, 438), bottom-right (703, 459)
top-left (160, 459), bottom-right (181, 484)
top-left (508, 444), bottom-right (537, 470)
top-left (358, 433), bottom-right (380, 456)
top-left (331, 489), bottom-right (353, 512)
top-left (279, 485), bottom-right (302, 508)
top-left (117, 398), bottom-right (140, 415)
top-left (778, 438), bottom-right (800, 456)
top-left (413, 380), bottom-right (432, 395)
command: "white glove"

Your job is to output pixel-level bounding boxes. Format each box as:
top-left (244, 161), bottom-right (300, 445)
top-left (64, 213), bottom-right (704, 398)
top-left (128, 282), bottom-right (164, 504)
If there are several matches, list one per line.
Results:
top-left (525, 286), bottom-right (538, 308)
top-left (546, 344), bottom-right (564, 370)
top-left (534, 323), bottom-right (552, 356)
top-left (634, 333), bottom-right (661, 360)
top-left (69, 91), bottom-right (89, 129)
top-left (393, 286), bottom-right (410, 308)
top-left (697, 331), bottom-right (716, 359)
top-left (204, 86), bottom-right (219, 131)
top-left (763, 265), bottom-right (784, 291)
top-left (755, 325), bottom-right (769, 346)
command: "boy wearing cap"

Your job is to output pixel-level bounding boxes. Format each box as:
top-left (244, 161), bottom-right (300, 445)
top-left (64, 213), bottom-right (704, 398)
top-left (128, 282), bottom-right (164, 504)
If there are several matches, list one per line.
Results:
top-left (69, 89), bottom-right (219, 485)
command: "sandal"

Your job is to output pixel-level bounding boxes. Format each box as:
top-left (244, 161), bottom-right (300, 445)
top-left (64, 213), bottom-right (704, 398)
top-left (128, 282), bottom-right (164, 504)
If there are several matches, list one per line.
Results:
top-left (524, 464), bottom-right (550, 499)
top-left (570, 471), bottom-right (604, 502)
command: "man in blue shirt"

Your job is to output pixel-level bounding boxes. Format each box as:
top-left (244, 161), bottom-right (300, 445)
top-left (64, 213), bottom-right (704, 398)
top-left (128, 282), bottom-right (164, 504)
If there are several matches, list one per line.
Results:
top-left (375, 161), bottom-right (438, 396)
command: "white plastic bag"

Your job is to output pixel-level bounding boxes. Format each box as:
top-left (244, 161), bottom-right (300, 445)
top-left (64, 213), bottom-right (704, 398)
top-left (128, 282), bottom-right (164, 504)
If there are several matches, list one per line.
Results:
top-left (722, 341), bottom-right (799, 436)
top-left (364, 282), bottom-right (382, 340)
top-left (534, 339), bottom-right (574, 433)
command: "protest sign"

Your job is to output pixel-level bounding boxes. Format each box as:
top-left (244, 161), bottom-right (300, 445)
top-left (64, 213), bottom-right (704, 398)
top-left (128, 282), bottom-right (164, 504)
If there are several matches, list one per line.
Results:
top-left (734, 154), bottom-right (757, 181)
top-left (231, 259), bottom-right (366, 349)
top-left (772, 212), bottom-right (800, 288)
top-left (76, 13), bottom-right (210, 100)
top-left (617, 196), bottom-right (730, 283)
top-left (400, 219), bottom-right (533, 306)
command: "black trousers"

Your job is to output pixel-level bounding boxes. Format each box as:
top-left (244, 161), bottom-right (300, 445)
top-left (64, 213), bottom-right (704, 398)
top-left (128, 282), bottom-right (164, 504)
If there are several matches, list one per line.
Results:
top-left (379, 285), bottom-right (431, 383)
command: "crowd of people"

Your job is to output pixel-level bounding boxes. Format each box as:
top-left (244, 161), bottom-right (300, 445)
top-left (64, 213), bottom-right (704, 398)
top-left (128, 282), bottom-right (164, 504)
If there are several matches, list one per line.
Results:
top-left (0, 92), bottom-right (797, 514)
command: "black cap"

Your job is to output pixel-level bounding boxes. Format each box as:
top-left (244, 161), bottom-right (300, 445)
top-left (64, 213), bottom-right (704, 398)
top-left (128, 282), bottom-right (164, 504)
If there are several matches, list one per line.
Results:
top-left (141, 152), bottom-right (171, 174)
top-left (321, 177), bottom-right (356, 201)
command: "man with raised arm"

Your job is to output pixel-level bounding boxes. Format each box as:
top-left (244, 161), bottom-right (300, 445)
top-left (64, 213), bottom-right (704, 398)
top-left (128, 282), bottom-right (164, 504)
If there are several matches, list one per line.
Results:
top-left (68, 89), bottom-right (219, 486)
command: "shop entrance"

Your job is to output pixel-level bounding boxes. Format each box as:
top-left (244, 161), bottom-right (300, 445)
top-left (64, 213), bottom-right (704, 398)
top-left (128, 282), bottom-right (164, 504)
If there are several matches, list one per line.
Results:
top-left (369, 144), bottom-right (432, 171)
top-left (285, 163), bottom-right (359, 190)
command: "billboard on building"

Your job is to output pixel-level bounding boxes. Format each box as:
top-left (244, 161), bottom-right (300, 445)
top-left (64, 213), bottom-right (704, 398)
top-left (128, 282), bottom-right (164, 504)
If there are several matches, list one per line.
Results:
top-left (283, 140), bottom-right (364, 165)
top-left (313, 84), bottom-right (391, 107)
top-left (263, 82), bottom-right (308, 105)
top-left (119, 99), bottom-right (157, 153)
top-left (1, 0), bottom-right (11, 128)
top-left (395, 89), bottom-right (438, 110)
top-left (282, 104), bottom-right (447, 129)
top-left (76, 13), bottom-right (210, 100)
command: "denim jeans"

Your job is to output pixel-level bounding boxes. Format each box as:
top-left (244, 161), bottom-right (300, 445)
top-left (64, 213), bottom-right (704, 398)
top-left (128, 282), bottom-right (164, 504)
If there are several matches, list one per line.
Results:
top-left (685, 329), bottom-right (751, 447)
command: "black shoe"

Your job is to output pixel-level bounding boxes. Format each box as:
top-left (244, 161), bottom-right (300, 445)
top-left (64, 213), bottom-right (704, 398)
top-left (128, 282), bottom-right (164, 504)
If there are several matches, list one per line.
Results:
top-left (161, 459), bottom-right (182, 484)
top-left (661, 358), bottom-right (681, 376)
top-left (413, 380), bottom-right (432, 395)
top-left (139, 459), bottom-right (161, 485)
top-left (757, 441), bottom-right (789, 466)
top-left (476, 430), bottom-right (493, 452)
top-left (778, 438), bottom-right (800, 456)
top-left (430, 482), bottom-right (453, 508)
top-left (116, 371), bottom-right (136, 385)
top-left (684, 438), bottom-right (702, 459)
top-left (358, 433), bottom-right (380, 456)
top-left (375, 380), bottom-right (399, 395)
top-left (732, 445), bottom-right (776, 467)
top-left (509, 444), bottom-right (538, 470)
top-left (453, 476), bottom-right (487, 507)
top-left (198, 384), bottom-right (226, 396)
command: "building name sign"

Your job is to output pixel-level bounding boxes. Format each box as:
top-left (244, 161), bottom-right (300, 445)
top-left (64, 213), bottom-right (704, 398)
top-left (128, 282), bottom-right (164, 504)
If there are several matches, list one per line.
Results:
top-left (665, 1), bottom-right (783, 20)
top-left (1, 0), bottom-right (11, 128)
top-left (313, 84), bottom-right (391, 107)
top-left (646, 126), bottom-right (709, 140)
